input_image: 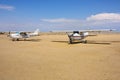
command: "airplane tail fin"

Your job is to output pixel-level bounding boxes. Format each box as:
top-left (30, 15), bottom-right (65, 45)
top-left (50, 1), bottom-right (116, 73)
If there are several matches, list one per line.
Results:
top-left (34, 29), bottom-right (39, 35)
top-left (29, 29), bottom-right (39, 36)
top-left (83, 32), bottom-right (89, 36)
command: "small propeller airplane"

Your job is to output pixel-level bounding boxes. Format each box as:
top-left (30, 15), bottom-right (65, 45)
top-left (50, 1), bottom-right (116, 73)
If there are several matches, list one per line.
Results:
top-left (8, 29), bottom-right (39, 41)
top-left (67, 31), bottom-right (88, 44)
top-left (52, 29), bottom-right (115, 44)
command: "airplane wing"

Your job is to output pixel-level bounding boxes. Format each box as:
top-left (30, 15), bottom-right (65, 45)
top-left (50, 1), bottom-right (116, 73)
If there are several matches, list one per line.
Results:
top-left (52, 29), bottom-right (116, 37)
top-left (52, 29), bottom-right (115, 33)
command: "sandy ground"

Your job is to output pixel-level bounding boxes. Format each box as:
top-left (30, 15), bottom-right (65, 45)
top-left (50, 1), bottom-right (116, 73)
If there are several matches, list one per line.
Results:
top-left (0, 33), bottom-right (120, 80)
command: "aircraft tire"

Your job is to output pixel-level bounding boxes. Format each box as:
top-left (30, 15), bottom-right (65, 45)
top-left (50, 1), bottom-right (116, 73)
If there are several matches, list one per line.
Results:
top-left (84, 40), bottom-right (87, 43)
top-left (68, 39), bottom-right (72, 44)
top-left (16, 39), bottom-right (19, 41)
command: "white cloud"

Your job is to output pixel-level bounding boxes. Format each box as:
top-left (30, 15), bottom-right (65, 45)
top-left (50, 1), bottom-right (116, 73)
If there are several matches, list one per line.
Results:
top-left (41, 18), bottom-right (79, 23)
top-left (0, 4), bottom-right (15, 11)
top-left (41, 13), bottom-right (120, 28)
top-left (39, 13), bottom-right (120, 31)
top-left (85, 13), bottom-right (120, 27)
top-left (87, 13), bottom-right (120, 21)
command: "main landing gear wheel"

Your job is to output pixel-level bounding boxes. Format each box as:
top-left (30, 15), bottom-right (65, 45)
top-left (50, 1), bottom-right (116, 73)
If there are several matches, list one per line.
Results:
top-left (69, 39), bottom-right (73, 44)
top-left (83, 40), bottom-right (87, 43)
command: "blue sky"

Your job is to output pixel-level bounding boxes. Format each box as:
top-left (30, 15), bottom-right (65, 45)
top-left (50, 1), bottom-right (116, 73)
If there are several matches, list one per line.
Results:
top-left (0, 0), bottom-right (120, 32)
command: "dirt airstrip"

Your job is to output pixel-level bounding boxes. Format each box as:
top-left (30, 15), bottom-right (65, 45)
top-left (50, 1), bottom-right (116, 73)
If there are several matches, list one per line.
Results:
top-left (0, 33), bottom-right (120, 80)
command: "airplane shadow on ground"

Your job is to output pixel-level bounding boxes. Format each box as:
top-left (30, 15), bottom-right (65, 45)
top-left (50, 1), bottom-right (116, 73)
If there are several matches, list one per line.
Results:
top-left (88, 40), bottom-right (120, 44)
top-left (11, 39), bottom-right (41, 42)
top-left (105, 41), bottom-right (120, 43)
top-left (85, 40), bottom-right (111, 45)
top-left (52, 41), bottom-right (68, 43)
top-left (52, 40), bottom-right (111, 45)
top-left (25, 39), bottom-right (41, 42)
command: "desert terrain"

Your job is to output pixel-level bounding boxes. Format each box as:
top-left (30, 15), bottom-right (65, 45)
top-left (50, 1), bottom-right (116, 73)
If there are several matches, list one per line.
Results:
top-left (0, 32), bottom-right (120, 80)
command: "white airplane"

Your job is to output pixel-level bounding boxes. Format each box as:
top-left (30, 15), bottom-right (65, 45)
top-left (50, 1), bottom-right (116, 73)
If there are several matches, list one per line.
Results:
top-left (52, 29), bottom-right (115, 44)
top-left (9, 29), bottom-right (39, 41)
top-left (67, 31), bottom-right (89, 44)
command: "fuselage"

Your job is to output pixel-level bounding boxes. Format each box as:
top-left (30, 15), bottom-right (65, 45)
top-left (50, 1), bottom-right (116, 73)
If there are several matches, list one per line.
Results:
top-left (10, 33), bottom-right (29, 41)
top-left (9, 29), bottom-right (39, 41)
